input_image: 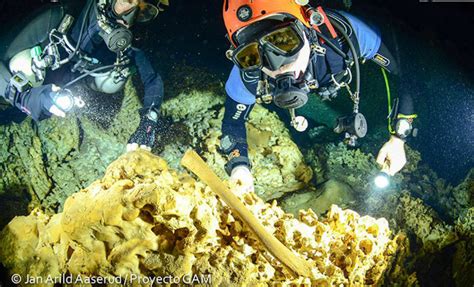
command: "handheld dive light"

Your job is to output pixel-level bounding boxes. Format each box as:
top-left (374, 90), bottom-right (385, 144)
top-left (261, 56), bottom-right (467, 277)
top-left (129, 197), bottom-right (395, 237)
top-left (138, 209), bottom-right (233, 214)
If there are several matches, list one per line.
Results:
top-left (334, 112), bottom-right (367, 147)
top-left (52, 89), bottom-right (85, 112)
top-left (374, 171), bottom-right (390, 189)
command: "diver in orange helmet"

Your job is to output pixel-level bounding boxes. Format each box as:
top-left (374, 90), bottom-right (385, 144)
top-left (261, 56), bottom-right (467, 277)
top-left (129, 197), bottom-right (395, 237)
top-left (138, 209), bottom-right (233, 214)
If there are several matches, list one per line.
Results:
top-left (220, 0), bottom-right (417, 192)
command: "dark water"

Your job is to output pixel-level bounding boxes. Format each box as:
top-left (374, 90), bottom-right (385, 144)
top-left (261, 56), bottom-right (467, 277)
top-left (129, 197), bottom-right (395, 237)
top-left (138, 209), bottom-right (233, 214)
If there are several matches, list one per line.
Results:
top-left (1, 0), bottom-right (473, 184)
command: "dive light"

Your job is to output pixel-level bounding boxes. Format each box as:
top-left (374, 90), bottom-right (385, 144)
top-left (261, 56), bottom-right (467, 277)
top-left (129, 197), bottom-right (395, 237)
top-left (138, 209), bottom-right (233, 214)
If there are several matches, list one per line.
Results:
top-left (374, 171), bottom-right (390, 189)
top-left (334, 112), bottom-right (367, 146)
top-left (334, 113), bottom-right (367, 138)
top-left (52, 89), bottom-right (85, 112)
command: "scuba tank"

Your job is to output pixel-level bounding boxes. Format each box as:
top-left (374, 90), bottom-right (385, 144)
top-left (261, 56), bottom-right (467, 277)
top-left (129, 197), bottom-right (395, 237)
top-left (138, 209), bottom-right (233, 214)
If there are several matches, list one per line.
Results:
top-left (8, 49), bottom-right (44, 87)
top-left (88, 67), bottom-right (130, 94)
top-left (6, 4), bottom-right (66, 87)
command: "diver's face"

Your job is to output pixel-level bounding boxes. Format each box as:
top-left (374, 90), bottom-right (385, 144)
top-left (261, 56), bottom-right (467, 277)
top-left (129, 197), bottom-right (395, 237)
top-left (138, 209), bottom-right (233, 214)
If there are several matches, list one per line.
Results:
top-left (262, 35), bottom-right (311, 79)
top-left (113, 0), bottom-right (139, 27)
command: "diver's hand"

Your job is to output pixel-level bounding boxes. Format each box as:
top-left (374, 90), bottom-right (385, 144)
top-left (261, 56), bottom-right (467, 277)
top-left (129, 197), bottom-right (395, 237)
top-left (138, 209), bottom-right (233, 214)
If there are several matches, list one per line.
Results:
top-left (230, 165), bottom-right (254, 193)
top-left (126, 142), bottom-right (151, 152)
top-left (127, 108), bottom-right (161, 152)
top-left (376, 135), bottom-right (407, 176)
top-left (20, 84), bottom-right (68, 120)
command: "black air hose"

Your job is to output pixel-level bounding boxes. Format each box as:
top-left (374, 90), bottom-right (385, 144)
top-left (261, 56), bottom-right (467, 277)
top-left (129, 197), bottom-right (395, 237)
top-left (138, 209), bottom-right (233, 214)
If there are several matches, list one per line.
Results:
top-left (68, 0), bottom-right (94, 60)
top-left (326, 14), bottom-right (361, 98)
top-left (63, 63), bottom-right (125, 88)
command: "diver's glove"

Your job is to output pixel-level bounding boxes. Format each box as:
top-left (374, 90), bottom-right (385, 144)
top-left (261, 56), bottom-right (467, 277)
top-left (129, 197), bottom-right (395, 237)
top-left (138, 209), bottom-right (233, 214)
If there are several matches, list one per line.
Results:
top-left (6, 82), bottom-right (69, 121)
top-left (376, 135), bottom-right (407, 176)
top-left (127, 107), bottom-right (161, 151)
top-left (229, 165), bottom-right (254, 194)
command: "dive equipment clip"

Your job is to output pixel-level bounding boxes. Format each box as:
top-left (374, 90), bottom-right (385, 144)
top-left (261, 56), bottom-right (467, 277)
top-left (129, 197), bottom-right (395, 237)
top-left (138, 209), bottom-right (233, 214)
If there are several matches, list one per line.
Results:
top-left (289, 108), bottom-right (308, 132)
top-left (255, 77), bottom-right (273, 104)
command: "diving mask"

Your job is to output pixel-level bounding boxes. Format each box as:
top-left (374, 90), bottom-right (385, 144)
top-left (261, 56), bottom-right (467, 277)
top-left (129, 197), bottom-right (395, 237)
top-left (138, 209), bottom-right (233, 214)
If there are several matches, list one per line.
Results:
top-left (109, 0), bottom-right (159, 26)
top-left (231, 21), bottom-right (306, 71)
top-left (97, 0), bottom-right (159, 52)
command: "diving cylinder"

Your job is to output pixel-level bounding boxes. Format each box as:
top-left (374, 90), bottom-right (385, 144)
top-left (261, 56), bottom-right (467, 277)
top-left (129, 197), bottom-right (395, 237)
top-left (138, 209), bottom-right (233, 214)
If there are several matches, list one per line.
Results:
top-left (9, 49), bottom-right (45, 87)
top-left (89, 68), bottom-right (128, 94)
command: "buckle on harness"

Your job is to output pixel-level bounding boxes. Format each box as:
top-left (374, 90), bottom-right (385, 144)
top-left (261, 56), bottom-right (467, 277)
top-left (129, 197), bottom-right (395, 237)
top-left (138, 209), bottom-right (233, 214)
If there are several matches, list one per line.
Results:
top-left (311, 44), bottom-right (326, 55)
top-left (256, 78), bottom-right (272, 104)
top-left (307, 79), bottom-right (318, 89)
top-left (256, 94), bottom-right (273, 104)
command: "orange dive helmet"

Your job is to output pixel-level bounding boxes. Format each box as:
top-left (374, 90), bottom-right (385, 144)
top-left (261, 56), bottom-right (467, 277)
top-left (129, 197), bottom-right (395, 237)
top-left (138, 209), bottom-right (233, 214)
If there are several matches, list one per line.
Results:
top-left (223, 0), bottom-right (312, 46)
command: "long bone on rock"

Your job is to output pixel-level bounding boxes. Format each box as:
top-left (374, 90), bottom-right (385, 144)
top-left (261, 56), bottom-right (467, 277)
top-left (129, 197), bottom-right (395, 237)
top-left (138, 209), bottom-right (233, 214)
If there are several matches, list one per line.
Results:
top-left (180, 149), bottom-right (314, 279)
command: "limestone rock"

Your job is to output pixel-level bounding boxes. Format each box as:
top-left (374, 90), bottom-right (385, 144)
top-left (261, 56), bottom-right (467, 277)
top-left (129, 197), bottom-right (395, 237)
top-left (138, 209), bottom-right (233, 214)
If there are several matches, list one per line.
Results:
top-left (0, 84), bottom-right (311, 227)
top-left (0, 119), bottom-right (52, 201)
top-left (452, 207), bottom-right (474, 287)
top-left (161, 91), bottom-right (312, 201)
top-left (0, 79), bottom-right (141, 217)
top-left (306, 143), bottom-right (382, 194)
top-left (396, 192), bottom-right (458, 253)
top-left (403, 156), bottom-right (472, 222)
top-left (0, 150), bottom-right (402, 286)
top-left (280, 179), bottom-right (355, 216)
top-left (452, 239), bottom-right (474, 287)
top-left (455, 207), bottom-right (474, 237)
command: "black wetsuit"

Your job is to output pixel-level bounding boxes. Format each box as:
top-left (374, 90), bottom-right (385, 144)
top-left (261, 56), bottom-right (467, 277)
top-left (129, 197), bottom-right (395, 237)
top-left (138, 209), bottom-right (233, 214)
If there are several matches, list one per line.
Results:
top-left (221, 10), bottom-right (416, 173)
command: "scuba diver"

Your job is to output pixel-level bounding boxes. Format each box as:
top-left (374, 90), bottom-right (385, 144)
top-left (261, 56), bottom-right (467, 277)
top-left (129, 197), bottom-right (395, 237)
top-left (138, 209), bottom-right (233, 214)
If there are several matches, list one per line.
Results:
top-left (220, 0), bottom-right (417, 191)
top-left (0, 0), bottom-right (166, 150)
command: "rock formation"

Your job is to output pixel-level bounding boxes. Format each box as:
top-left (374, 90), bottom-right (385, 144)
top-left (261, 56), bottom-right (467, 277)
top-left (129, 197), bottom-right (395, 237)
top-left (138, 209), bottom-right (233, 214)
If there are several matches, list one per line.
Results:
top-left (0, 70), bottom-right (472, 285)
top-left (160, 91), bottom-right (313, 201)
top-left (0, 150), bottom-right (408, 286)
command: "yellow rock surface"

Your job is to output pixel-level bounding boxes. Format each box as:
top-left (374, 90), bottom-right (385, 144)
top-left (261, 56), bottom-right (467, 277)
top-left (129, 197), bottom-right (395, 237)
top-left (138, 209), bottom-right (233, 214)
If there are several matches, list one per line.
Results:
top-left (0, 150), bottom-right (401, 286)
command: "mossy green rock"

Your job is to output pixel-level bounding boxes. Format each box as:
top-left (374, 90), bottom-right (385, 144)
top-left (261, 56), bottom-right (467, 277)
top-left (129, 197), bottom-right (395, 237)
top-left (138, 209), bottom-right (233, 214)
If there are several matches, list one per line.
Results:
top-left (0, 79), bottom-right (141, 223)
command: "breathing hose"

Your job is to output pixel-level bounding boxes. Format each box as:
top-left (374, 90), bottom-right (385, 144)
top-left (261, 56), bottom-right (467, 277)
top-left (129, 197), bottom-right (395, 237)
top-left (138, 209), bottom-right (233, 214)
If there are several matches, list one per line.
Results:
top-left (326, 14), bottom-right (361, 100)
top-left (68, 0), bottom-right (94, 60)
top-left (381, 67), bottom-right (395, 133)
top-left (61, 0), bottom-right (130, 90)
top-left (63, 63), bottom-right (125, 88)
top-left (313, 30), bottom-right (348, 60)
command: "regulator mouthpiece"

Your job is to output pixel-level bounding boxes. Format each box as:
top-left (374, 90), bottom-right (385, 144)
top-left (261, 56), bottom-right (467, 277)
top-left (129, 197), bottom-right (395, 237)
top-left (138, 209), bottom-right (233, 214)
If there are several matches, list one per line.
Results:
top-left (334, 113), bottom-right (367, 138)
top-left (274, 75), bottom-right (309, 110)
top-left (102, 27), bottom-right (133, 52)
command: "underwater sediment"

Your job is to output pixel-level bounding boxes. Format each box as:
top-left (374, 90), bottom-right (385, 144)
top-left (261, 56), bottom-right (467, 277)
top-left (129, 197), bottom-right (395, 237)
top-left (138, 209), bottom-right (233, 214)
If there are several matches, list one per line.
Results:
top-left (0, 74), bottom-right (472, 286)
